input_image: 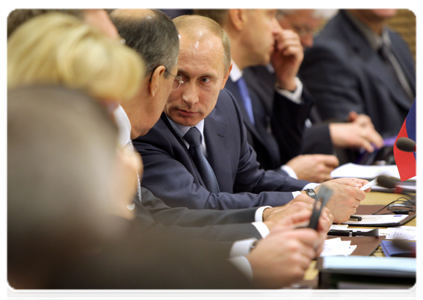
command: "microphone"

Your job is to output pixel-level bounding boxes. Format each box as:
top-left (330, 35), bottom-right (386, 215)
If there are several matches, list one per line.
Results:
top-left (376, 175), bottom-right (415, 194)
top-left (396, 137), bottom-right (416, 152)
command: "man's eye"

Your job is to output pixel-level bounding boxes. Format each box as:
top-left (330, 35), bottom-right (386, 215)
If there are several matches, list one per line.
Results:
top-left (201, 77), bottom-right (211, 83)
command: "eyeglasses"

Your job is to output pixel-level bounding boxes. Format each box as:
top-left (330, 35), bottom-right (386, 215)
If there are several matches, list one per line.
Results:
top-left (292, 25), bottom-right (317, 37)
top-left (165, 69), bottom-right (184, 91)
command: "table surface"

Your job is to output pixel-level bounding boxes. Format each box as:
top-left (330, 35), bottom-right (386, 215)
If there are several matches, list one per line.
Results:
top-left (301, 190), bottom-right (416, 285)
top-left (304, 192), bottom-right (420, 300)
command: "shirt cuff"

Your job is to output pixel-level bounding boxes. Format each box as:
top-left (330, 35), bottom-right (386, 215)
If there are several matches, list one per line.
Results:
top-left (303, 183), bottom-right (320, 190)
top-left (254, 206), bottom-right (272, 222)
top-left (292, 191), bottom-right (302, 198)
top-left (281, 165), bottom-right (298, 179)
top-left (274, 77), bottom-right (303, 104)
top-left (229, 256), bottom-right (253, 282)
top-left (229, 238), bottom-right (257, 258)
top-left (252, 222), bottom-right (270, 238)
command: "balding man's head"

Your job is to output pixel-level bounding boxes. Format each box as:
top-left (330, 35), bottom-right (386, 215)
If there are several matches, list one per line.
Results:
top-left (110, 9), bottom-right (179, 78)
top-left (173, 15), bottom-right (231, 74)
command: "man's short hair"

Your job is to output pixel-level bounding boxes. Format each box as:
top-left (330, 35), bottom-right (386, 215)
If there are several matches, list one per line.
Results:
top-left (173, 14), bottom-right (231, 74)
top-left (7, 9), bottom-right (83, 38)
top-left (110, 9), bottom-right (179, 78)
top-left (8, 86), bottom-right (119, 287)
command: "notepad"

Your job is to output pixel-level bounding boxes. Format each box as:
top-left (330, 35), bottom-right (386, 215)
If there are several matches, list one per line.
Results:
top-left (342, 214), bottom-right (408, 226)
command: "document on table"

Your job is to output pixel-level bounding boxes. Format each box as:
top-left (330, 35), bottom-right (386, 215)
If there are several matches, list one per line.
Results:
top-left (330, 225), bottom-right (416, 240)
top-left (320, 238), bottom-right (357, 257)
top-left (342, 214), bottom-right (408, 226)
top-left (379, 226), bottom-right (417, 240)
top-left (330, 163), bottom-right (401, 179)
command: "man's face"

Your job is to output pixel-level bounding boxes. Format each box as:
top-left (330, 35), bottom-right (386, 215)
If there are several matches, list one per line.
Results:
top-left (164, 33), bottom-right (230, 126)
top-left (278, 10), bottom-right (322, 49)
top-left (242, 9), bottom-right (281, 66)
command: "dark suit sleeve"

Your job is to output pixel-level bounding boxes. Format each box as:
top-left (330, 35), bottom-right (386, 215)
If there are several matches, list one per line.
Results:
top-left (270, 89), bottom-right (314, 162)
top-left (301, 123), bottom-right (333, 155)
top-left (300, 43), bottom-right (366, 121)
top-left (134, 188), bottom-right (262, 241)
top-left (134, 92), bottom-right (308, 210)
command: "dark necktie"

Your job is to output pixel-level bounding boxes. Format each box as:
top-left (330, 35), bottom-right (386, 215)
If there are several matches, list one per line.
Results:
top-left (379, 42), bottom-right (415, 102)
top-left (236, 76), bottom-right (255, 124)
top-left (183, 127), bottom-right (220, 193)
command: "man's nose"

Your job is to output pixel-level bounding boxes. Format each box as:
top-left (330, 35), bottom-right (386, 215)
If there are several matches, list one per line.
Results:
top-left (181, 82), bottom-right (200, 105)
top-left (301, 34), bottom-right (314, 49)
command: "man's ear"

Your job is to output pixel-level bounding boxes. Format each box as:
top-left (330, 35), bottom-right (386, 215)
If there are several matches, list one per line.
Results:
top-left (149, 66), bottom-right (166, 97)
top-left (220, 63), bottom-right (233, 89)
top-left (228, 9), bottom-right (246, 31)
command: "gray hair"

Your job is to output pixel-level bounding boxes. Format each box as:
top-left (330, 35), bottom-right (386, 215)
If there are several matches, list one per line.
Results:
top-left (110, 9), bottom-right (179, 78)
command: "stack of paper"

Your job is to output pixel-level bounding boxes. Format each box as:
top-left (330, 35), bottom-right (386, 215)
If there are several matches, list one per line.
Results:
top-left (379, 226), bottom-right (417, 240)
top-left (320, 237), bottom-right (357, 257)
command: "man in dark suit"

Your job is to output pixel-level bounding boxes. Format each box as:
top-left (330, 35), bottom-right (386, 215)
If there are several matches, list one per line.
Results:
top-left (134, 13), bottom-right (370, 224)
top-left (195, 9), bottom-right (340, 182)
top-left (300, 9), bottom-right (415, 139)
top-left (245, 9), bottom-right (384, 164)
top-left (109, 9), bottom-right (332, 287)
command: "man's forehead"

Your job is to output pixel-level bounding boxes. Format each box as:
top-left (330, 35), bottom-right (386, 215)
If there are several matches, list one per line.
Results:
top-left (111, 8), bottom-right (153, 19)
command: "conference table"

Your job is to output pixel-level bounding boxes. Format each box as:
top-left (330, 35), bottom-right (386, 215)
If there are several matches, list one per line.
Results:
top-left (298, 190), bottom-right (416, 289)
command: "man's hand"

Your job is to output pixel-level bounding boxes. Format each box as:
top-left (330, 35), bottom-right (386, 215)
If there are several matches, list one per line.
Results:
top-left (314, 178), bottom-right (369, 223)
top-left (329, 111), bottom-right (384, 152)
top-left (271, 28), bottom-right (303, 91)
top-left (286, 154), bottom-right (339, 182)
top-left (248, 204), bottom-right (331, 288)
top-left (262, 199), bottom-right (313, 230)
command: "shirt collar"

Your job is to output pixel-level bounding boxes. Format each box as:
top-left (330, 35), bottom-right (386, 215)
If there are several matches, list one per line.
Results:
top-left (113, 105), bottom-right (132, 148)
top-left (167, 116), bottom-right (205, 142)
top-left (344, 10), bottom-right (390, 51)
top-left (229, 60), bottom-right (243, 82)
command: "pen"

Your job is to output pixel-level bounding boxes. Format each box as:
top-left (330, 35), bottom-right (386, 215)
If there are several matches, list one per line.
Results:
top-left (349, 215), bottom-right (362, 221)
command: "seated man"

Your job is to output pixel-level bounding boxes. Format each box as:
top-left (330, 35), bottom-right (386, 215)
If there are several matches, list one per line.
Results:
top-left (299, 9), bottom-right (415, 139)
top-left (244, 9), bottom-right (384, 164)
top-left (133, 14), bottom-right (369, 223)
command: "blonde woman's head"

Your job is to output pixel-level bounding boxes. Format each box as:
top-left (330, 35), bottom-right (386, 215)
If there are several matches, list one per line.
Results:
top-left (8, 13), bottom-right (144, 103)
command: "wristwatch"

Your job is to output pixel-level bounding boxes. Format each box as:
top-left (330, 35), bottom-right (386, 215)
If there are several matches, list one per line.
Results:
top-left (305, 188), bottom-right (317, 200)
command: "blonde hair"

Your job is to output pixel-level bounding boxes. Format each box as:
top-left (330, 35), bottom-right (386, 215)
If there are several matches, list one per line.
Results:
top-left (8, 13), bottom-right (144, 102)
top-left (173, 15), bottom-right (231, 74)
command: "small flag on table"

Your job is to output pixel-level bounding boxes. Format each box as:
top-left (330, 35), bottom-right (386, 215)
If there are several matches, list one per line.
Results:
top-left (394, 100), bottom-right (416, 181)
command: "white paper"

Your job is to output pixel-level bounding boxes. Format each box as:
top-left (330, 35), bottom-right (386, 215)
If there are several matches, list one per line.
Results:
top-left (341, 214), bottom-right (408, 225)
top-left (331, 163), bottom-right (400, 179)
top-left (379, 226), bottom-right (417, 240)
top-left (320, 238), bottom-right (355, 257)
top-left (330, 225), bottom-right (349, 230)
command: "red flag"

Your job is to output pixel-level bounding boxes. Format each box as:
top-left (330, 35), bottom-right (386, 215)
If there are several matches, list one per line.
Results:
top-left (393, 101), bottom-right (416, 181)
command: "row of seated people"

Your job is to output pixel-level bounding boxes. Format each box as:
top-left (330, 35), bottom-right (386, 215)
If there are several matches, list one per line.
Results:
top-left (8, 8), bottom-right (413, 289)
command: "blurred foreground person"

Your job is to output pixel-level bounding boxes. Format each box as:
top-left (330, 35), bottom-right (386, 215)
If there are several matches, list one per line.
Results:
top-left (7, 85), bottom-right (254, 289)
top-left (7, 9), bottom-right (119, 39)
top-left (7, 86), bottom-right (130, 288)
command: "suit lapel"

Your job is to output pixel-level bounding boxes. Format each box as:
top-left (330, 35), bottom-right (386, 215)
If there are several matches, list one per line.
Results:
top-left (389, 32), bottom-right (416, 93)
top-left (203, 98), bottom-right (232, 192)
top-left (340, 13), bottom-right (413, 111)
top-left (161, 113), bottom-right (208, 188)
